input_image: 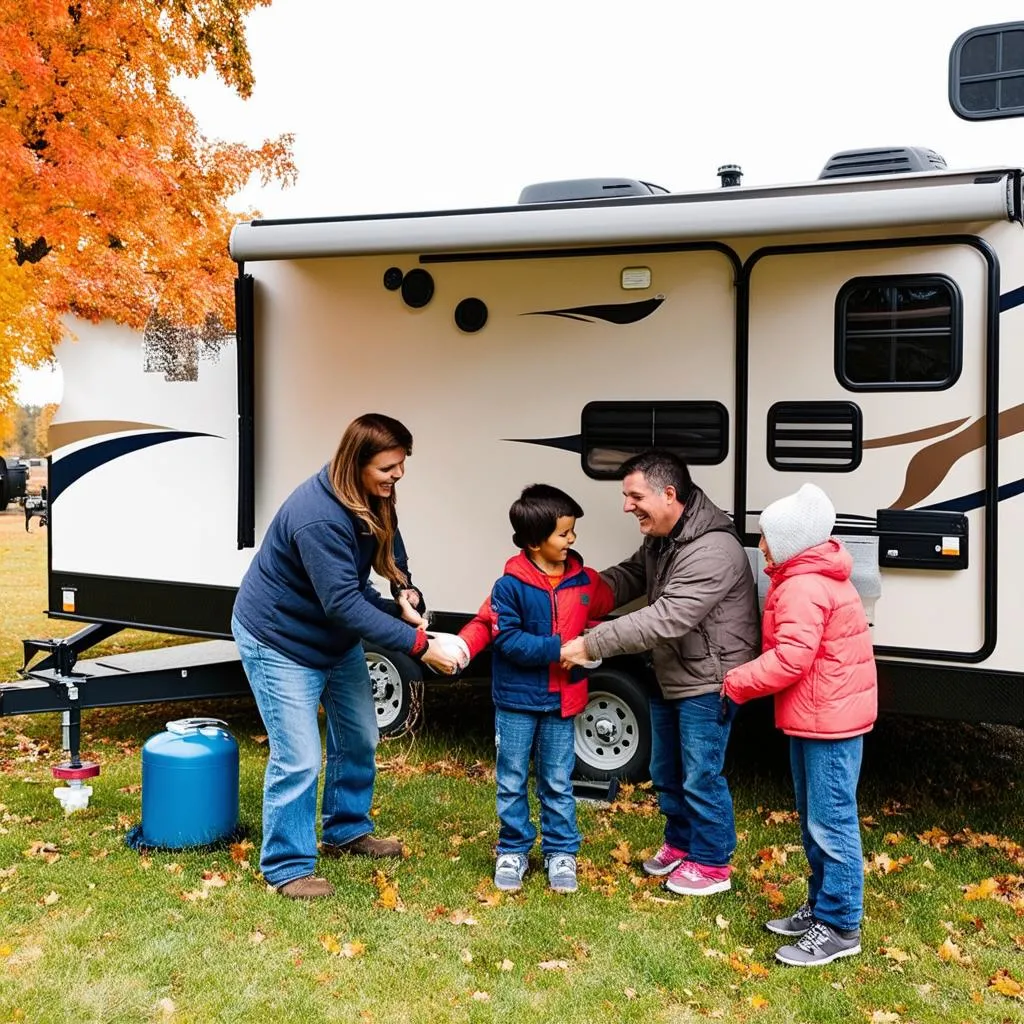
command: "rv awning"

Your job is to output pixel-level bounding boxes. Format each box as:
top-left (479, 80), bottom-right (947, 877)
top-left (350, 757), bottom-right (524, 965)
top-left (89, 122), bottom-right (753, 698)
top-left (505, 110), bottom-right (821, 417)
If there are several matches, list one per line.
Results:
top-left (229, 169), bottom-right (1020, 262)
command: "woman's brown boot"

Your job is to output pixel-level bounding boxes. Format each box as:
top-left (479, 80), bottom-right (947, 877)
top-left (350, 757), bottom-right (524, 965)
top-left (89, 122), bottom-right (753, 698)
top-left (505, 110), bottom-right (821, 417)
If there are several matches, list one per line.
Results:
top-left (277, 875), bottom-right (334, 899)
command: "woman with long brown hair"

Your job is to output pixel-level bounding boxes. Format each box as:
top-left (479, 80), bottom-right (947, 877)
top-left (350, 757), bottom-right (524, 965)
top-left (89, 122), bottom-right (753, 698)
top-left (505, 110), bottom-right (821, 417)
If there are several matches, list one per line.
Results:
top-left (232, 413), bottom-right (457, 899)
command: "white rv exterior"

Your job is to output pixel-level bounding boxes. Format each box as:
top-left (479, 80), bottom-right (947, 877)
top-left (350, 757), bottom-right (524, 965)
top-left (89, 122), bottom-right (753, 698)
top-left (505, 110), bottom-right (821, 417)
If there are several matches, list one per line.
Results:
top-left (33, 164), bottom-right (1024, 768)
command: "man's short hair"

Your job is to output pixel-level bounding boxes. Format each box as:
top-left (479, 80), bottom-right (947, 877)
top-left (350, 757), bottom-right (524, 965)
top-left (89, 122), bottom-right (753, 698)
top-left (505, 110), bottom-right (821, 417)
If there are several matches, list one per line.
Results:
top-left (509, 483), bottom-right (584, 549)
top-left (619, 449), bottom-right (693, 500)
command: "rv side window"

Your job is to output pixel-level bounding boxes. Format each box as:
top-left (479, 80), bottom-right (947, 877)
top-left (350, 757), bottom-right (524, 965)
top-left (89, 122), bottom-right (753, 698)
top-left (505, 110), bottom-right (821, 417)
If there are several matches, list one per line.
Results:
top-left (835, 276), bottom-right (962, 391)
top-left (581, 401), bottom-right (728, 479)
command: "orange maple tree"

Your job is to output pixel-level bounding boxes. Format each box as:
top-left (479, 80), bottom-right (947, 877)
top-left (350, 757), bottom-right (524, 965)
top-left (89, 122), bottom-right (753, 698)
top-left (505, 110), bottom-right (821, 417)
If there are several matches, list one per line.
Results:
top-left (0, 0), bottom-right (296, 435)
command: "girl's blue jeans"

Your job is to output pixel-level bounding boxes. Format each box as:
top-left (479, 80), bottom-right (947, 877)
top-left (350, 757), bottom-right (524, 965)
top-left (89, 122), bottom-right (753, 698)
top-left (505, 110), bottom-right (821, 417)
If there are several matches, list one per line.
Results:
top-left (232, 614), bottom-right (379, 887)
top-left (790, 734), bottom-right (865, 931)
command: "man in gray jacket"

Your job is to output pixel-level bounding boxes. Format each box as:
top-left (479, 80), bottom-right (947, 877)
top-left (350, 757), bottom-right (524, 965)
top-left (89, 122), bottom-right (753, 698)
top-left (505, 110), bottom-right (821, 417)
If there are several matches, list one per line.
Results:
top-left (561, 449), bottom-right (760, 895)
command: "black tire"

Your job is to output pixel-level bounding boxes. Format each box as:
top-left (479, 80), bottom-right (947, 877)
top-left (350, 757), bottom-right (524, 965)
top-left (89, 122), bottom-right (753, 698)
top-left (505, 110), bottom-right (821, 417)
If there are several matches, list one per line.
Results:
top-left (362, 645), bottom-right (422, 738)
top-left (573, 666), bottom-right (652, 783)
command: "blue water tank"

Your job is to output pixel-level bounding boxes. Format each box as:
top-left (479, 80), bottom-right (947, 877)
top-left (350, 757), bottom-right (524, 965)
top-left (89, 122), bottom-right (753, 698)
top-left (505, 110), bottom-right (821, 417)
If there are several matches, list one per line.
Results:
top-left (141, 718), bottom-right (239, 849)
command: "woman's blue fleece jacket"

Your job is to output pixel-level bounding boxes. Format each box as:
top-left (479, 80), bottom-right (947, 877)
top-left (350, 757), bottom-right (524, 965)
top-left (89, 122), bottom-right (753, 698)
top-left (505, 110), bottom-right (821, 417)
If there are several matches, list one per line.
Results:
top-left (232, 466), bottom-right (422, 668)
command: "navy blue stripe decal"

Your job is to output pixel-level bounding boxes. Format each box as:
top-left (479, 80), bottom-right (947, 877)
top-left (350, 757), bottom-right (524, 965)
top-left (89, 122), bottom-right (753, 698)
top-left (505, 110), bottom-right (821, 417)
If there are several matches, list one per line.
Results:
top-left (1000, 285), bottom-right (1024, 312)
top-left (522, 297), bottom-right (665, 324)
top-left (923, 476), bottom-right (1024, 513)
top-left (504, 435), bottom-right (581, 453)
top-left (50, 432), bottom-right (214, 503)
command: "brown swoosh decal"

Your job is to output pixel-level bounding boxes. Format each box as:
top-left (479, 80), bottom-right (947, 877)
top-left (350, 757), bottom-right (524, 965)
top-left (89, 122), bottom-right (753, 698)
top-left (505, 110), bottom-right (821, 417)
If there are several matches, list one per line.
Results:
top-left (863, 417), bottom-right (969, 449)
top-left (889, 404), bottom-right (1024, 509)
top-left (49, 420), bottom-right (170, 451)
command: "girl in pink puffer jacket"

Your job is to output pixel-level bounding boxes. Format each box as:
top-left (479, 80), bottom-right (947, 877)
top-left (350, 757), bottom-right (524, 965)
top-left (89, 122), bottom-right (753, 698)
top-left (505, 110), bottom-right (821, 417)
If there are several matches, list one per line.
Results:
top-left (723, 483), bottom-right (876, 968)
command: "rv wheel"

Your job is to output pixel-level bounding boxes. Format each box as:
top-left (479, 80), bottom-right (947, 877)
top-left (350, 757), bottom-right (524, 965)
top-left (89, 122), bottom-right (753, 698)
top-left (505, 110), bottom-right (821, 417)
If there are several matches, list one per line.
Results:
top-left (363, 646), bottom-right (423, 739)
top-left (574, 667), bottom-right (652, 783)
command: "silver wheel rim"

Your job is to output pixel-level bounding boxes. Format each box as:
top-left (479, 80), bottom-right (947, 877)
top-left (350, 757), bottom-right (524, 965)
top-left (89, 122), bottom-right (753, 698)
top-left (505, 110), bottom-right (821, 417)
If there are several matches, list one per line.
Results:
top-left (574, 689), bottom-right (640, 772)
top-left (366, 654), bottom-right (405, 729)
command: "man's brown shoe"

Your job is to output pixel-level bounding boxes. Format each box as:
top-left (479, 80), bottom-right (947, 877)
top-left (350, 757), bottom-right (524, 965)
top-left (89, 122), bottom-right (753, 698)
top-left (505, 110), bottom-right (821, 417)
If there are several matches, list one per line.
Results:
top-left (277, 875), bottom-right (335, 899)
top-left (322, 834), bottom-right (403, 859)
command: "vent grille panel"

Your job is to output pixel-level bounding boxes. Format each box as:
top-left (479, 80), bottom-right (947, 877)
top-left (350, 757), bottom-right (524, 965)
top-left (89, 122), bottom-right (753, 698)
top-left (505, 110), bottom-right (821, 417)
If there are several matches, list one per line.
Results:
top-left (767, 401), bottom-right (862, 472)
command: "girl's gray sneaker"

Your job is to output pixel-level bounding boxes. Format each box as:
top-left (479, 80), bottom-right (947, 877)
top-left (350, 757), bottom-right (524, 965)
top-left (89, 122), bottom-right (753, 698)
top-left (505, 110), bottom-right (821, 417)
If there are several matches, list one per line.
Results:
top-left (545, 853), bottom-right (578, 893)
top-left (775, 920), bottom-right (861, 967)
top-left (494, 853), bottom-right (529, 891)
top-left (765, 901), bottom-right (814, 936)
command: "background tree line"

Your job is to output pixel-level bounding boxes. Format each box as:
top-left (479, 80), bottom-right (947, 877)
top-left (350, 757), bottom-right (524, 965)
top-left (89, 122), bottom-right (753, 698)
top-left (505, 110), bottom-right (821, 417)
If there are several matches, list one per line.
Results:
top-left (0, 403), bottom-right (58, 458)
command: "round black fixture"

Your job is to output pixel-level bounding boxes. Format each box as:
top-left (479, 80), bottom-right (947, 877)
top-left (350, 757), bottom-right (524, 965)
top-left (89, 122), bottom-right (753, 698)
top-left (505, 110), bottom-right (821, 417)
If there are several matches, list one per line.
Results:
top-left (401, 269), bottom-right (434, 309)
top-left (383, 267), bottom-right (404, 291)
top-left (454, 297), bottom-right (488, 333)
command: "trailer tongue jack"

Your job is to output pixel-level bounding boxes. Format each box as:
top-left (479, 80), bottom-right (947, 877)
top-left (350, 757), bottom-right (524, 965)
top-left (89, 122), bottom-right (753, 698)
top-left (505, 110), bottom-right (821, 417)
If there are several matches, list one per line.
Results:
top-left (2, 626), bottom-right (252, 811)
top-left (52, 710), bottom-right (100, 813)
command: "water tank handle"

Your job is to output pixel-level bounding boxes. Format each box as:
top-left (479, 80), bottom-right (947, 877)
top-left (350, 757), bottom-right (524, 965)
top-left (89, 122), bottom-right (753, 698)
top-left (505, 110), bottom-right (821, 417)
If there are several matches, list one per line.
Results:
top-left (166, 718), bottom-right (229, 736)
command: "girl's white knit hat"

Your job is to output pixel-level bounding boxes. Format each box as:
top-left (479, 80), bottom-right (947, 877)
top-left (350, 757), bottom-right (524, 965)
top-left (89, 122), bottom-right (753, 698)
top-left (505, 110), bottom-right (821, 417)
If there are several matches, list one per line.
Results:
top-left (759, 483), bottom-right (836, 564)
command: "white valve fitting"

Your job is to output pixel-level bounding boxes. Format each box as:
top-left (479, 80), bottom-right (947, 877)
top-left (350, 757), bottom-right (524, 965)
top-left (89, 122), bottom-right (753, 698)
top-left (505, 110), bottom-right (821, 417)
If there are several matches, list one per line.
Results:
top-left (53, 780), bottom-right (93, 813)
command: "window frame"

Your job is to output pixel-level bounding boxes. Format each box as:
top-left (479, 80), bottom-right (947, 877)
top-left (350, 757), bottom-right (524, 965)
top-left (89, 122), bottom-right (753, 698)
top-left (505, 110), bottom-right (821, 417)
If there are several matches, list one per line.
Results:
top-left (834, 274), bottom-right (963, 393)
top-left (580, 400), bottom-right (729, 480)
top-left (949, 21), bottom-right (1024, 122)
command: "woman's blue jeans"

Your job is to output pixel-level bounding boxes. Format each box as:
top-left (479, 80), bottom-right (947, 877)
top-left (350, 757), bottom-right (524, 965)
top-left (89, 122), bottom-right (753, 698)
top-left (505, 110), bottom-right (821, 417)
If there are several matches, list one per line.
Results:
top-left (232, 614), bottom-right (380, 887)
top-left (648, 691), bottom-right (736, 867)
top-left (790, 735), bottom-right (864, 931)
top-left (494, 707), bottom-right (580, 856)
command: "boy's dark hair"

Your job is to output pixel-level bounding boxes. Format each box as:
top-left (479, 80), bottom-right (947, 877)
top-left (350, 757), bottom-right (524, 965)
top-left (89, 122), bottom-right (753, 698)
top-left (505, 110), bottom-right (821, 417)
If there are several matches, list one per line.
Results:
top-left (509, 484), bottom-right (584, 550)
top-left (619, 449), bottom-right (693, 500)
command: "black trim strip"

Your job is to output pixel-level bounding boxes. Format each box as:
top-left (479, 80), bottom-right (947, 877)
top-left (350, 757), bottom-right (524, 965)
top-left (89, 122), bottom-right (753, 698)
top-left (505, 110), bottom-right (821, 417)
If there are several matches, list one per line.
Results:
top-left (877, 660), bottom-right (1024, 725)
top-left (235, 271), bottom-right (255, 549)
top-left (738, 235), bottom-right (999, 664)
top-left (420, 240), bottom-right (744, 272)
top-left (48, 573), bottom-right (236, 638)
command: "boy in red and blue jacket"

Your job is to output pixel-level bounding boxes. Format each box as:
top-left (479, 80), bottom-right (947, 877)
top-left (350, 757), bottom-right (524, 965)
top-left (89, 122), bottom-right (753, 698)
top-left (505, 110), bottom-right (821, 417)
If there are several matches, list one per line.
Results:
top-left (457, 484), bottom-right (615, 894)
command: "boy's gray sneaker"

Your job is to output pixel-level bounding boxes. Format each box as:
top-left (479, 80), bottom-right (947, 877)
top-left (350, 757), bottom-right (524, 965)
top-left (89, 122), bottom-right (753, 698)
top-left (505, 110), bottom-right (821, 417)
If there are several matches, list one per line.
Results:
top-left (775, 920), bottom-right (861, 967)
top-left (494, 853), bottom-right (529, 891)
top-left (545, 853), bottom-right (578, 893)
top-left (765, 901), bottom-right (814, 937)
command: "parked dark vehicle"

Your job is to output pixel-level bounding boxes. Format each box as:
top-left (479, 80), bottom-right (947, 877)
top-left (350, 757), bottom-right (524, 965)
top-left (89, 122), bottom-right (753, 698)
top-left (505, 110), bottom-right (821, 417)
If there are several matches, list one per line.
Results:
top-left (0, 456), bottom-right (28, 512)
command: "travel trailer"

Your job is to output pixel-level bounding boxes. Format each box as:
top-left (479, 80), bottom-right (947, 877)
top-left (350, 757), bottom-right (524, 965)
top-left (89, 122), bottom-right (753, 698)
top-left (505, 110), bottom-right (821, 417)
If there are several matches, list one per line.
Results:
top-left (5, 23), bottom-right (1024, 798)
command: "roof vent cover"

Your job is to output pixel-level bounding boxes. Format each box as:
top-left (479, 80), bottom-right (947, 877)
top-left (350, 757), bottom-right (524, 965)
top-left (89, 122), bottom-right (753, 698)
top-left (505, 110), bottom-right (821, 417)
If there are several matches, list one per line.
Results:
top-left (518, 178), bottom-right (666, 204)
top-left (818, 147), bottom-right (947, 180)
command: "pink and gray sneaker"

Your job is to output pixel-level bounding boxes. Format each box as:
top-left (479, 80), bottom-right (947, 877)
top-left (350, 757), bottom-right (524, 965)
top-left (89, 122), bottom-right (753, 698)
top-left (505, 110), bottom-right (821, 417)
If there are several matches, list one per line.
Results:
top-left (664, 860), bottom-right (732, 896)
top-left (642, 842), bottom-right (688, 877)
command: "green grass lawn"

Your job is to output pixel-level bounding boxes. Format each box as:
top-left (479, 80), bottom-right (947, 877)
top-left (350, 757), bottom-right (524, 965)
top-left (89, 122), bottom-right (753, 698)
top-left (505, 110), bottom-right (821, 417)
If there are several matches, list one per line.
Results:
top-left (1, 509), bottom-right (1023, 1023)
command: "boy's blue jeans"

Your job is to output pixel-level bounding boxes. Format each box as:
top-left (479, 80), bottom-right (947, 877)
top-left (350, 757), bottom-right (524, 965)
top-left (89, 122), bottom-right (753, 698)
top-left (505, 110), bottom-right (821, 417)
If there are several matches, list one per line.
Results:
top-left (232, 614), bottom-right (380, 887)
top-left (494, 707), bottom-right (580, 856)
top-left (790, 735), bottom-right (864, 932)
top-left (648, 691), bottom-right (736, 867)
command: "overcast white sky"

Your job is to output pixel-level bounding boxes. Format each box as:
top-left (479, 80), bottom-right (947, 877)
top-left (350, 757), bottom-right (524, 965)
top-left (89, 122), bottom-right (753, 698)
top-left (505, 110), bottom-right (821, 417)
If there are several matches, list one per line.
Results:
top-left (15, 0), bottom-right (1024, 403)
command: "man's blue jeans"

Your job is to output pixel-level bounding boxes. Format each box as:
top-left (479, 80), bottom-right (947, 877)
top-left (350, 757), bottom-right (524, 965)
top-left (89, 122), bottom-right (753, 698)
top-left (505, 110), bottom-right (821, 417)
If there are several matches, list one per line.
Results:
top-left (494, 707), bottom-right (580, 856)
top-left (790, 735), bottom-right (864, 931)
top-left (232, 614), bottom-right (380, 887)
top-left (648, 691), bottom-right (736, 867)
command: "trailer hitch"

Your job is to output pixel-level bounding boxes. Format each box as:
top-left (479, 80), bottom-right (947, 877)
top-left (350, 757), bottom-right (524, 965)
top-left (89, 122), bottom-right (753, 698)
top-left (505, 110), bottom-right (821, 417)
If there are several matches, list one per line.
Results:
top-left (23, 486), bottom-right (47, 531)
